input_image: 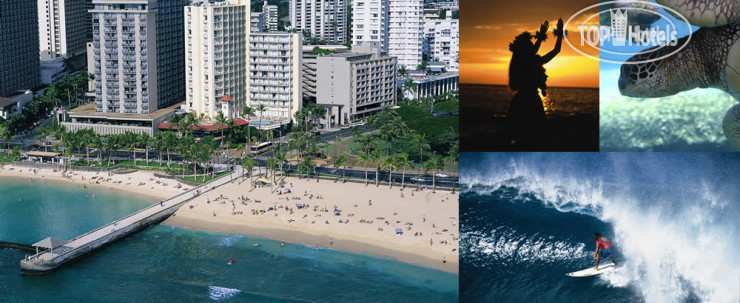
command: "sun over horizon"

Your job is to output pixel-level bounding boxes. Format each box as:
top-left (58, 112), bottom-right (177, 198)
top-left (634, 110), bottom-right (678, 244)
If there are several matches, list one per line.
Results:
top-left (460, 0), bottom-right (600, 88)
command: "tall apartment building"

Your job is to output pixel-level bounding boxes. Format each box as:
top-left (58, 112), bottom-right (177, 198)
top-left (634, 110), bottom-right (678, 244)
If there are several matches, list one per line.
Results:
top-left (424, 11), bottom-right (458, 70)
top-left (290, 0), bottom-right (347, 44)
top-left (388, 0), bottom-right (423, 69)
top-left (351, 0), bottom-right (388, 51)
top-left (316, 42), bottom-right (396, 128)
top-left (90, 0), bottom-right (187, 114)
top-left (38, 0), bottom-right (92, 60)
top-left (184, 0), bottom-right (250, 120)
top-left (249, 32), bottom-right (302, 122)
top-left (0, 1), bottom-right (41, 96)
top-left (251, 12), bottom-right (265, 32)
top-left (263, 1), bottom-right (278, 31)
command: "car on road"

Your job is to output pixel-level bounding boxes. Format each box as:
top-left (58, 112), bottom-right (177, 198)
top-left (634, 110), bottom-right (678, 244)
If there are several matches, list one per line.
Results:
top-left (310, 131), bottom-right (321, 137)
top-left (434, 173), bottom-right (450, 178)
top-left (410, 176), bottom-right (424, 182)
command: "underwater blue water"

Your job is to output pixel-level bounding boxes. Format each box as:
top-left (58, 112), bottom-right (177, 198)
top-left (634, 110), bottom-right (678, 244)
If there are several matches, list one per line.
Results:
top-left (0, 179), bottom-right (458, 302)
top-left (460, 153), bottom-right (740, 303)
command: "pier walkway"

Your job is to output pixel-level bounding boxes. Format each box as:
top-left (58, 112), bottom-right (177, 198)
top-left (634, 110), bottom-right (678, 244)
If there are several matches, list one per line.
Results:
top-left (20, 167), bottom-right (243, 274)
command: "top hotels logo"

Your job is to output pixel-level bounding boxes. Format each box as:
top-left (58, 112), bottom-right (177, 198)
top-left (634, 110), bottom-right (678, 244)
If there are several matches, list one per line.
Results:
top-left (565, 0), bottom-right (694, 64)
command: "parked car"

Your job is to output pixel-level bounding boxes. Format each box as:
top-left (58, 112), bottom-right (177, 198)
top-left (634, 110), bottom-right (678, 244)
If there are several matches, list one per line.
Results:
top-left (410, 176), bottom-right (424, 182)
top-left (435, 173), bottom-right (450, 178)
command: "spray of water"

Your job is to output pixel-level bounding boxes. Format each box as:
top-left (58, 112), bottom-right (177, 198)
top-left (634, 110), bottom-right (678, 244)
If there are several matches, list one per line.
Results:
top-left (461, 153), bottom-right (740, 303)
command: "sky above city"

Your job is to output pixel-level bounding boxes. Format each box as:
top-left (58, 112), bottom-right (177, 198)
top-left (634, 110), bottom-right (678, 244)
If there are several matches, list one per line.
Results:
top-left (460, 0), bottom-right (600, 87)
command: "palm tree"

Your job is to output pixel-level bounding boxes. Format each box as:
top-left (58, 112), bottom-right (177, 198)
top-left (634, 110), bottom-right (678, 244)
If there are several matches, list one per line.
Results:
top-left (399, 65), bottom-right (408, 78)
top-left (337, 154), bottom-right (347, 181)
top-left (160, 131), bottom-right (177, 168)
top-left (299, 156), bottom-right (313, 179)
top-left (356, 151), bottom-right (371, 185)
top-left (103, 135), bottom-right (118, 166)
top-left (91, 133), bottom-right (103, 164)
top-left (241, 106), bottom-right (255, 153)
top-left (266, 156), bottom-right (277, 185)
top-left (61, 77), bottom-right (74, 107)
top-left (395, 153), bottom-right (413, 189)
top-left (275, 149), bottom-right (287, 180)
top-left (423, 156), bottom-right (442, 193)
top-left (140, 133), bottom-right (152, 165)
top-left (241, 153), bottom-right (256, 184)
top-left (381, 155), bottom-right (395, 188)
top-left (255, 104), bottom-right (266, 139)
top-left (412, 134), bottom-right (429, 175)
top-left (446, 140), bottom-right (459, 193)
top-left (333, 154), bottom-right (346, 182)
top-left (0, 124), bottom-right (11, 152)
top-left (370, 149), bottom-right (382, 186)
top-left (286, 139), bottom-right (296, 173)
top-left (402, 78), bottom-right (417, 102)
top-left (215, 112), bottom-right (228, 147)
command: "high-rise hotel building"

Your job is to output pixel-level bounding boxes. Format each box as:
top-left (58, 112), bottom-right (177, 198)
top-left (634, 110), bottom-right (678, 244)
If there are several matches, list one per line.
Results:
top-left (351, 0), bottom-right (423, 69)
top-left (351, 0), bottom-right (388, 51)
top-left (387, 0), bottom-right (423, 69)
top-left (38, 0), bottom-right (92, 60)
top-left (90, 0), bottom-right (187, 114)
top-left (249, 32), bottom-right (302, 122)
top-left (0, 0), bottom-right (41, 96)
top-left (184, 0), bottom-right (250, 120)
top-left (289, 0), bottom-right (347, 44)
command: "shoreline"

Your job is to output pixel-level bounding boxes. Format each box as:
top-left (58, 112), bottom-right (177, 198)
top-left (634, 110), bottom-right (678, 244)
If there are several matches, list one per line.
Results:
top-left (163, 215), bottom-right (459, 274)
top-left (0, 164), bottom-right (184, 201)
top-left (0, 164), bottom-right (459, 274)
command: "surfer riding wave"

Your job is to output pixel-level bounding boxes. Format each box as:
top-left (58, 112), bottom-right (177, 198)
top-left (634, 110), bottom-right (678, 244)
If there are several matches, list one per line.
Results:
top-left (594, 232), bottom-right (617, 270)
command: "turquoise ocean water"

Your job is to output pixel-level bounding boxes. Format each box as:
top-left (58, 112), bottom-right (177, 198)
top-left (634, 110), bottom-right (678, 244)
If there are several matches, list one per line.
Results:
top-left (0, 179), bottom-right (458, 302)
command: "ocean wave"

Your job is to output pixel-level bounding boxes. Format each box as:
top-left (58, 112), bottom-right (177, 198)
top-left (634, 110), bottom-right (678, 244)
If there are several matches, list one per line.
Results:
top-left (208, 286), bottom-right (241, 301)
top-left (462, 227), bottom-right (589, 268)
top-left (219, 235), bottom-right (242, 247)
top-left (461, 155), bottom-right (740, 303)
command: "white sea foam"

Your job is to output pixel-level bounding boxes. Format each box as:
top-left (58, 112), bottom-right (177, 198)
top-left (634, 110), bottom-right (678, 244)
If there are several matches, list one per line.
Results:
top-left (463, 227), bottom-right (588, 267)
top-left (208, 286), bottom-right (241, 301)
top-left (219, 235), bottom-right (242, 247)
top-left (462, 156), bottom-right (740, 303)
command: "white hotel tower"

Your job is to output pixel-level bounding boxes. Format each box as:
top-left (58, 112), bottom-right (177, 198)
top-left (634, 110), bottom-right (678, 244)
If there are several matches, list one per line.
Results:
top-left (352, 0), bottom-right (423, 69)
top-left (387, 0), bottom-right (423, 69)
top-left (351, 0), bottom-right (388, 51)
top-left (249, 32), bottom-right (302, 122)
top-left (289, 0), bottom-right (347, 44)
top-left (184, 0), bottom-right (250, 120)
top-left (90, 0), bottom-right (188, 114)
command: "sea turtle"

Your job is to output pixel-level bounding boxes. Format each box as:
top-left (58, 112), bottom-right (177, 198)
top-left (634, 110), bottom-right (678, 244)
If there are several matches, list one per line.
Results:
top-left (617, 0), bottom-right (740, 149)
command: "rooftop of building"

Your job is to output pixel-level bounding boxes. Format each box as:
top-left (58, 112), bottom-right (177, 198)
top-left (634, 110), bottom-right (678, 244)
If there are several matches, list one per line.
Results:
top-left (158, 118), bottom-right (248, 132)
top-left (0, 97), bottom-right (17, 109)
top-left (67, 102), bottom-right (182, 121)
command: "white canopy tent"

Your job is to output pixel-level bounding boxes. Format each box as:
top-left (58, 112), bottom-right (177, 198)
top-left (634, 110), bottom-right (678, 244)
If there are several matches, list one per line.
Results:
top-left (32, 237), bottom-right (67, 255)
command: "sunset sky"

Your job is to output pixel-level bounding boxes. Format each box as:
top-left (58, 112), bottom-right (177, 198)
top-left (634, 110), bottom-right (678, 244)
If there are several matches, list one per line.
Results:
top-left (460, 0), bottom-right (600, 87)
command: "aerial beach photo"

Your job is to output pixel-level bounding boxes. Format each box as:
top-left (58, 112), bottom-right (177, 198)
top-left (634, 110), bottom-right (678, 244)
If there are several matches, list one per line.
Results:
top-left (0, 0), bottom-right (460, 301)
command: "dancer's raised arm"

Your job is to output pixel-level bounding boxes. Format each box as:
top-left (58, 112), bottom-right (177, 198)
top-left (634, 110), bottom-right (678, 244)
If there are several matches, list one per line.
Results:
top-left (542, 18), bottom-right (564, 64)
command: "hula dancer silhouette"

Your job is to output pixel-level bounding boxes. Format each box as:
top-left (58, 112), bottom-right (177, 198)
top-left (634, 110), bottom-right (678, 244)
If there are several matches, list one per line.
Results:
top-left (506, 18), bottom-right (564, 146)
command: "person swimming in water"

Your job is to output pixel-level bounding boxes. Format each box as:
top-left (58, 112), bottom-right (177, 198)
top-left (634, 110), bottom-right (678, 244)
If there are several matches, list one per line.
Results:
top-left (594, 232), bottom-right (617, 270)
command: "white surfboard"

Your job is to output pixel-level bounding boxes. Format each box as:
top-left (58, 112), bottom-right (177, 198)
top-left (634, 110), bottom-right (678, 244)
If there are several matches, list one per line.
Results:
top-left (566, 263), bottom-right (617, 277)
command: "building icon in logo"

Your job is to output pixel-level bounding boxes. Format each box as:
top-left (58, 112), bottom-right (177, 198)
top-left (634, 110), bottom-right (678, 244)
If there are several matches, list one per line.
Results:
top-left (610, 9), bottom-right (628, 46)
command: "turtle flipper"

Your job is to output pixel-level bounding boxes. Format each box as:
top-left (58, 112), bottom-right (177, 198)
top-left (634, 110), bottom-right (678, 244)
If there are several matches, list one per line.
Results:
top-left (722, 103), bottom-right (740, 149)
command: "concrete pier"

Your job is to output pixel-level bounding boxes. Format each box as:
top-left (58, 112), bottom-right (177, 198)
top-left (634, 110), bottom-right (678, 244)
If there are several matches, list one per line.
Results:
top-left (20, 168), bottom-right (242, 274)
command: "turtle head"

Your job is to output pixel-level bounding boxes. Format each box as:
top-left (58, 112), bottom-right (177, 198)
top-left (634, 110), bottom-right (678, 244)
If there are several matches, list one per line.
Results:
top-left (618, 58), bottom-right (666, 97)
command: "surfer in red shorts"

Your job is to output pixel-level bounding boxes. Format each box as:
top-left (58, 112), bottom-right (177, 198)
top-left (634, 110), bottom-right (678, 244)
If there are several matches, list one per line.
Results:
top-left (594, 232), bottom-right (617, 270)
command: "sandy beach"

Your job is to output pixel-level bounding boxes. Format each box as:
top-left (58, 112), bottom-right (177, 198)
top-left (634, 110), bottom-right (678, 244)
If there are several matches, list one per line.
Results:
top-left (0, 164), bottom-right (187, 200)
top-left (164, 175), bottom-right (460, 273)
top-left (0, 163), bottom-right (459, 273)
